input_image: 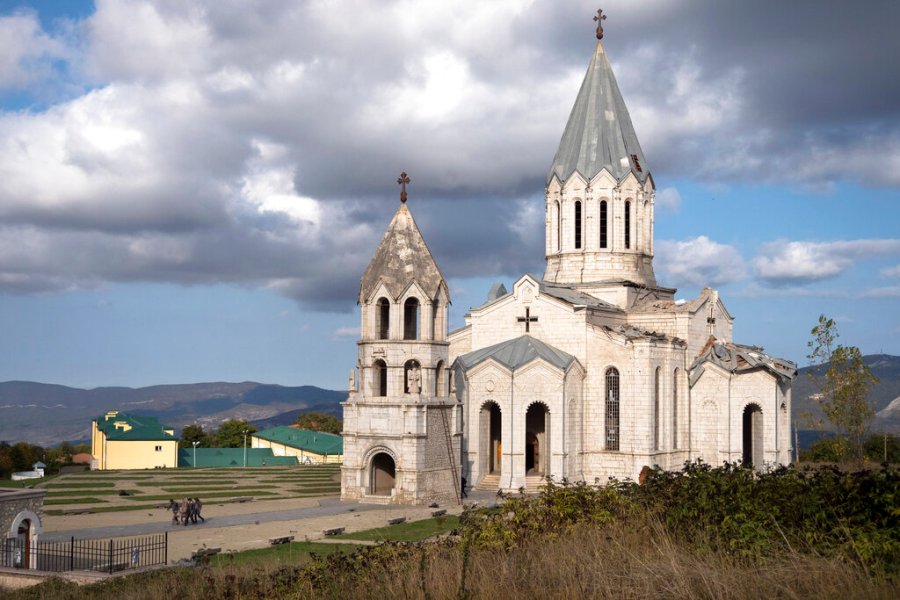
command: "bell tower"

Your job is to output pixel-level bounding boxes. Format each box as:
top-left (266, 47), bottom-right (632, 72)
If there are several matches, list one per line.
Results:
top-left (544, 10), bottom-right (657, 290)
top-left (341, 173), bottom-right (461, 505)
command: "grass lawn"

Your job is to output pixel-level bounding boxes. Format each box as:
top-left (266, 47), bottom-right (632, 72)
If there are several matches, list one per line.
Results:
top-left (209, 541), bottom-right (363, 567)
top-left (44, 497), bottom-right (108, 505)
top-left (337, 515), bottom-right (460, 543)
top-left (43, 481), bottom-right (116, 488)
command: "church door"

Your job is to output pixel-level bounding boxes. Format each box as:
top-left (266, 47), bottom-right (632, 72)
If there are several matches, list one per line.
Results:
top-left (742, 404), bottom-right (764, 468)
top-left (370, 453), bottom-right (396, 496)
top-left (481, 402), bottom-right (502, 475)
top-left (525, 403), bottom-right (549, 475)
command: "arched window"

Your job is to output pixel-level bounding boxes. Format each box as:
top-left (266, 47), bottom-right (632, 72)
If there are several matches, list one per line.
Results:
top-left (574, 200), bottom-right (582, 249)
top-left (672, 368), bottom-right (679, 449)
top-left (599, 200), bottom-right (608, 249)
top-left (605, 367), bottom-right (620, 451)
top-left (374, 360), bottom-right (387, 397)
top-left (624, 200), bottom-right (631, 249)
top-left (653, 367), bottom-right (660, 451)
top-left (403, 298), bottom-right (419, 340)
top-left (435, 360), bottom-right (445, 396)
top-left (555, 200), bottom-right (561, 251)
top-left (376, 298), bottom-right (390, 340)
top-left (431, 299), bottom-right (439, 340)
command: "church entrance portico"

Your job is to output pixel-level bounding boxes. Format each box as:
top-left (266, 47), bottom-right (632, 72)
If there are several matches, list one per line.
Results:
top-left (742, 403), bottom-right (763, 468)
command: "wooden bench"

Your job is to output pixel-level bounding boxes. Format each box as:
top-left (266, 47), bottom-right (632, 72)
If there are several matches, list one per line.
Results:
top-left (269, 536), bottom-right (294, 545)
top-left (323, 527), bottom-right (345, 536)
top-left (431, 509), bottom-right (447, 517)
top-left (388, 517), bottom-right (407, 525)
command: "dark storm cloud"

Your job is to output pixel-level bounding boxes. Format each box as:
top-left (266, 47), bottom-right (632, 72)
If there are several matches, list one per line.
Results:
top-left (0, 0), bottom-right (897, 310)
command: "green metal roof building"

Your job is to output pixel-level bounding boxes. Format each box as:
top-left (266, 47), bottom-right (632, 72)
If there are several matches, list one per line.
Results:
top-left (251, 427), bottom-right (343, 464)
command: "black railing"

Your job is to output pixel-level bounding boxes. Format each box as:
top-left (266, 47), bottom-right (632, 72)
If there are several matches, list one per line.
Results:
top-left (2, 532), bottom-right (167, 573)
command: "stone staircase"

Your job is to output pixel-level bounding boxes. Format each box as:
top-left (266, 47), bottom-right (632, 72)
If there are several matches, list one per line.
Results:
top-left (475, 473), bottom-right (500, 491)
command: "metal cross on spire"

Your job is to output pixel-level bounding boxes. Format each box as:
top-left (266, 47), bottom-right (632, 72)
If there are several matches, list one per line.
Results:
top-left (397, 172), bottom-right (410, 203)
top-left (594, 8), bottom-right (607, 40)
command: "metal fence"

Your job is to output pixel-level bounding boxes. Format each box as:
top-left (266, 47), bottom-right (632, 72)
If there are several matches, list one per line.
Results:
top-left (2, 533), bottom-right (167, 573)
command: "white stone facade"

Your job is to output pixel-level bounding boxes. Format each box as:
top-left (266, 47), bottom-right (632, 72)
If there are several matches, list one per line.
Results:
top-left (341, 33), bottom-right (795, 503)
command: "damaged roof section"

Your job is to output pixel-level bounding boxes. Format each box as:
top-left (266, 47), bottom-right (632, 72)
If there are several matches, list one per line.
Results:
top-left (601, 324), bottom-right (684, 344)
top-left (690, 339), bottom-right (797, 385)
top-left (358, 203), bottom-right (448, 304)
top-left (540, 280), bottom-right (621, 311)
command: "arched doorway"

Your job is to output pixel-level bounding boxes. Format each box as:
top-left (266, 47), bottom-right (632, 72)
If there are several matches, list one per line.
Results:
top-left (370, 453), bottom-right (396, 496)
top-left (742, 404), bottom-right (764, 467)
top-left (480, 402), bottom-right (501, 475)
top-left (15, 519), bottom-right (30, 569)
top-left (525, 403), bottom-right (549, 475)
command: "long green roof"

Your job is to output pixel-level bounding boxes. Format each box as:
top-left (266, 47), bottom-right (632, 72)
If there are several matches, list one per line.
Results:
top-left (95, 412), bottom-right (176, 442)
top-left (177, 448), bottom-right (298, 468)
top-left (253, 426), bottom-right (343, 455)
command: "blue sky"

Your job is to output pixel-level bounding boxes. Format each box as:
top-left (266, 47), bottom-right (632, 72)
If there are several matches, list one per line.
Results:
top-left (1, 1), bottom-right (898, 389)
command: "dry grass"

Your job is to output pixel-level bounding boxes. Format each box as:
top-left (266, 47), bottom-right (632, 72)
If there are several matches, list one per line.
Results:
top-left (9, 520), bottom-right (896, 600)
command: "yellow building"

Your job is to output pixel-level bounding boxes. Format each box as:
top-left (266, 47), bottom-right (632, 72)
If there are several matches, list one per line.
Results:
top-left (91, 410), bottom-right (178, 470)
top-left (251, 426), bottom-right (343, 464)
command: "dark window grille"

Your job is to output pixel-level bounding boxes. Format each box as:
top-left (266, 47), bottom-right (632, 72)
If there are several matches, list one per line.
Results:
top-left (599, 200), bottom-right (608, 248)
top-left (574, 201), bottom-right (582, 249)
top-left (624, 201), bottom-right (631, 249)
top-left (556, 200), bottom-right (561, 251)
top-left (605, 368), bottom-right (620, 451)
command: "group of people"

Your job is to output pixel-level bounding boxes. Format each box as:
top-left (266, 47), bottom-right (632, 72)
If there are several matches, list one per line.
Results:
top-left (168, 497), bottom-right (205, 526)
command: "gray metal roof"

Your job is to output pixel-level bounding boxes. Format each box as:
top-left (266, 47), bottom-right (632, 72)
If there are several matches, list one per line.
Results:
top-left (539, 280), bottom-right (621, 311)
top-left (690, 340), bottom-right (797, 385)
top-left (358, 203), bottom-right (448, 303)
top-left (456, 335), bottom-right (576, 373)
top-left (548, 40), bottom-right (649, 184)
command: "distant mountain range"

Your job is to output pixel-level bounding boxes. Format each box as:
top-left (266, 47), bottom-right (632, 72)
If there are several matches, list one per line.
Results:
top-left (0, 381), bottom-right (346, 446)
top-left (793, 354), bottom-right (900, 435)
top-left (3, 354), bottom-right (897, 448)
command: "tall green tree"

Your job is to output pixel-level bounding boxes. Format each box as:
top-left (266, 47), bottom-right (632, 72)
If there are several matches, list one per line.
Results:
top-left (807, 314), bottom-right (879, 462)
top-left (179, 424), bottom-right (213, 449)
top-left (214, 419), bottom-right (257, 448)
top-left (294, 412), bottom-right (342, 435)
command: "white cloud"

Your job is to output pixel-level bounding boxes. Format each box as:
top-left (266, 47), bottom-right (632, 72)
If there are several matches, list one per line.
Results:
top-left (333, 326), bottom-right (358, 337)
top-left (881, 264), bottom-right (900, 278)
top-left (753, 240), bottom-right (900, 285)
top-left (859, 286), bottom-right (900, 299)
top-left (655, 187), bottom-right (681, 212)
top-left (0, 11), bottom-right (68, 90)
top-left (655, 236), bottom-right (747, 287)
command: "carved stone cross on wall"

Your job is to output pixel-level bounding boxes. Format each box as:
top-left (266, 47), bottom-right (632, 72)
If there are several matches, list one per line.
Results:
top-left (517, 307), bottom-right (538, 333)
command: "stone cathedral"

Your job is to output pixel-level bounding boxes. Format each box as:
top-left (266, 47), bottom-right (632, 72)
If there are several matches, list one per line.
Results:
top-left (341, 15), bottom-right (796, 505)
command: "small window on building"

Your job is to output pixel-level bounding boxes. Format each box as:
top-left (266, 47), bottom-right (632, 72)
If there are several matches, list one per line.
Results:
top-left (624, 201), bottom-right (631, 249)
top-left (376, 297), bottom-right (390, 340)
top-left (599, 200), bottom-right (608, 249)
top-left (403, 298), bottom-right (419, 340)
top-left (605, 367), bottom-right (620, 451)
top-left (154, 445), bottom-right (162, 452)
top-left (374, 359), bottom-right (388, 397)
top-left (574, 200), bottom-right (582, 249)
top-left (555, 200), bottom-right (561, 251)
top-left (653, 367), bottom-right (660, 451)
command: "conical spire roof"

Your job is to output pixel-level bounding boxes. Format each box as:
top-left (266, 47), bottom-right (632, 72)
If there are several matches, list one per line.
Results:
top-left (547, 39), bottom-right (649, 184)
top-left (358, 203), bottom-right (448, 303)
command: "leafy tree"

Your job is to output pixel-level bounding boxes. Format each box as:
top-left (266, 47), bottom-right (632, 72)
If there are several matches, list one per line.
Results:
top-left (294, 412), bottom-right (343, 435)
top-left (863, 433), bottom-right (900, 464)
top-left (807, 314), bottom-right (879, 462)
top-left (179, 424), bottom-right (213, 449)
top-left (214, 419), bottom-right (256, 448)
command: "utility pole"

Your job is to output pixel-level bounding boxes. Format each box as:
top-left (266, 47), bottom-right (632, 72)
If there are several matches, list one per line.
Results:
top-left (192, 441), bottom-right (199, 468)
top-left (242, 430), bottom-right (248, 467)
